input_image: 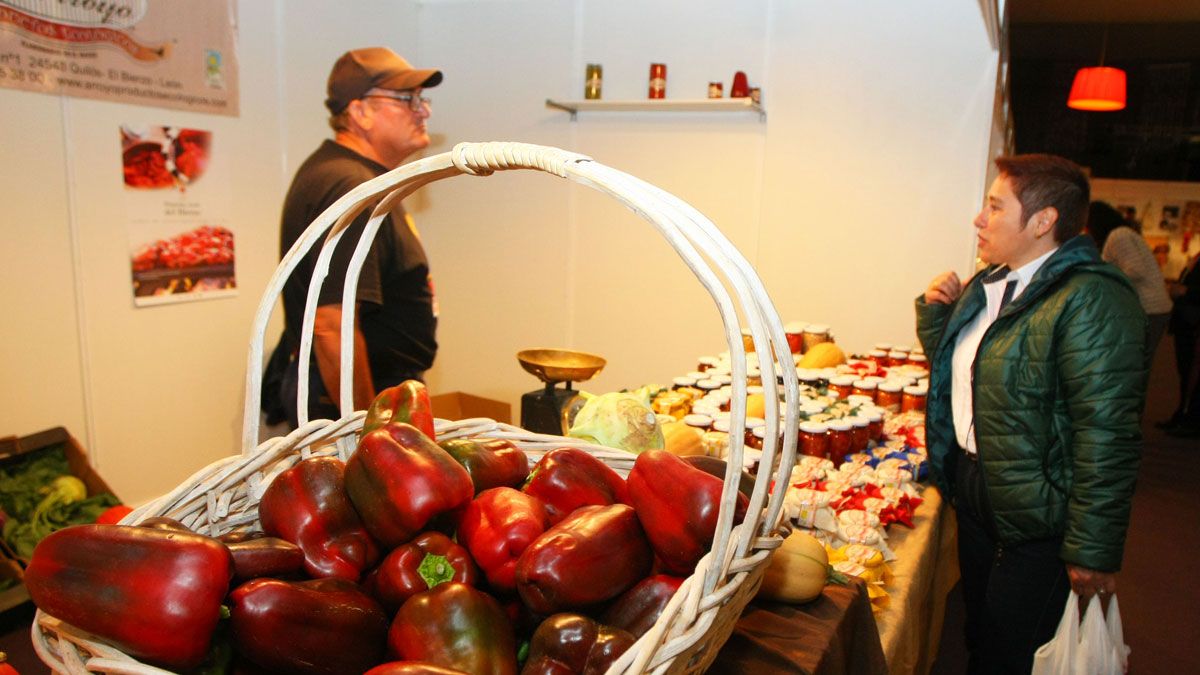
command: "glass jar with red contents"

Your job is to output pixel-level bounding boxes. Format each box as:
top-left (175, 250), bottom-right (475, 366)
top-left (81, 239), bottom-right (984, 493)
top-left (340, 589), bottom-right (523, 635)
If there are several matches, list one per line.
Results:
top-left (901, 385), bottom-right (927, 413)
top-left (849, 417), bottom-right (871, 454)
top-left (851, 379), bottom-right (877, 402)
top-left (649, 63), bottom-right (667, 98)
top-left (784, 321), bottom-right (807, 354)
top-left (829, 375), bottom-right (856, 399)
top-left (876, 382), bottom-right (904, 412)
top-left (827, 419), bottom-right (853, 465)
top-left (744, 417), bottom-right (766, 448)
top-left (888, 350), bottom-right (909, 367)
top-left (799, 421), bottom-right (829, 458)
top-left (864, 409), bottom-right (884, 442)
top-left (908, 353), bottom-right (928, 369)
top-left (867, 349), bottom-right (889, 368)
top-left (748, 427), bottom-right (765, 450)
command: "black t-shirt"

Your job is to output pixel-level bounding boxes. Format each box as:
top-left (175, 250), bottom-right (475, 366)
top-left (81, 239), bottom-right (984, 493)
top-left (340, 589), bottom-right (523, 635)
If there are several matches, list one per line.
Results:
top-left (279, 140), bottom-right (437, 387)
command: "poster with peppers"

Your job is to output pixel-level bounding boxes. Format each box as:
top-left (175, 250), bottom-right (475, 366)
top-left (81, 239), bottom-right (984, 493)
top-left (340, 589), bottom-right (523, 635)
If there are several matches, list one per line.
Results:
top-left (122, 123), bottom-right (236, 306)
top-left (0, 0), bottom-right (238, 116)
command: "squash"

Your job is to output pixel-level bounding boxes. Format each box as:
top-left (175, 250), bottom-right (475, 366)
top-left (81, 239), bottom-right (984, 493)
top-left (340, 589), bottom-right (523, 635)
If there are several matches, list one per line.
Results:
top-left (757, 529), bottom-right (829, 603)
top-left (661, 420), bottom-right (704, 457)
top-left (746, 393), bottom-right (766, 419)
top-left (797, 342), bottom-right (846, 369)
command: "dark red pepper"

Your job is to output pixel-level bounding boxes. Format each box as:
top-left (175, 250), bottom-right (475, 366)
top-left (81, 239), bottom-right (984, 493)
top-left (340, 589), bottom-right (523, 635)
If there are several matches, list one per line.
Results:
top-left (364, 380), bottom-right (437, 440)
top-left (228, 577), bottom-right (388, 675)
top-left (225, 536), bottom-right (306, 582)
top-left (365, 664), bottom-right (468, 675)
top-left (515, 504), bottom-right (653, 615)
top-left (522, 613), bottom-right (636, 675)
top-left (600, 574), bottom-right (685, 638)
top-left (24, 524), bottom-right (233, 669)
top-left (345, 423), bottom-right (475, 549)
top-left (388, 582), bottom-right (518, 675)
top-left (627, 449), bottom-right (749, 575)
top-left (521, 447), bottom-right (629, 525)
top-left (367, 531), bottom-right (480, 612)
top-left (457, 487), bottom-right (548, 593)
top-left (259, 456), bottom-right (380, 581)
top-left (439, 438), bottom-right (530, 495)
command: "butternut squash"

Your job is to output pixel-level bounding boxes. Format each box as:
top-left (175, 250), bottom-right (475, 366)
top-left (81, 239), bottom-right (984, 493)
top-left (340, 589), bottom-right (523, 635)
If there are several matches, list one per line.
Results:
top-left (797, 342), bottom-right (846, 369)
top-left (757, 529), bottom-right (829, 604)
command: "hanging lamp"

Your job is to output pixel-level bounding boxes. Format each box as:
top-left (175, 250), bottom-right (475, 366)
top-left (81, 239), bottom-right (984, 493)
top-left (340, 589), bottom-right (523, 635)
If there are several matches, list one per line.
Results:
top-left (1068, 25), bottom-right (1126, 111)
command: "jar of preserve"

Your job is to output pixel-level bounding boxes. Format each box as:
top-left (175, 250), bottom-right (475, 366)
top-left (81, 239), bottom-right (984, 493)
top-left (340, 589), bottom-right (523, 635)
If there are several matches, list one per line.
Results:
top-left (683, 413), bottom-right (713, 434)
top-left (696, 356), bottom-right (720, 372)
top-left (874, 342), bottom-right (893, 353)
top-left (902, 385), bottom-right (927, 413)
top-left (827, 419), bottom-right (853, 465)
top-left (802, 324), bottom-right (831, 352)
top-left (829, 375), bottom-right (856, 399)
top-left (672, 376), bottom-right (697, 390)
top-left (741, 328), bottom-right (754, 352)
top-left (849, 417), bottom-right (870, 454)
top-left (867, 349), bottom-right (889, 368)
top-left (888, 349), bottom-right (909, 363)
top-left (851, 379), bottom-right (877, 401)
top-left (746, 367), bottom-right (762, 387)
top-left (908, 353), bottom-right (928, 369)
top-left (748, 426), bottom-right (765, 450)
top-left (876, 382), bottom-right (904, 412)
top-left (744, 417), bottom-right (766, 448)
top-left (864, 409), bottom-right (884, 441)
top-left (799, 421), bottom-right (830, 458)
top-left (785, 321), bottom-right (807, 354)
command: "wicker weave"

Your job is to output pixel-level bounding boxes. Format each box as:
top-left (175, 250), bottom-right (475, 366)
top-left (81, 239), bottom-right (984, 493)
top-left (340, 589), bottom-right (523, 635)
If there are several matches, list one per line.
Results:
top-left (32, 142), bottom-right (800, 675)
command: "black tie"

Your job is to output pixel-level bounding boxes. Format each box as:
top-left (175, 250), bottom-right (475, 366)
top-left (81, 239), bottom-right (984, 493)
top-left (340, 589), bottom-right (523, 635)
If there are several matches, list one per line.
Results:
top-left (999, 279), bottom-right (1017, 310)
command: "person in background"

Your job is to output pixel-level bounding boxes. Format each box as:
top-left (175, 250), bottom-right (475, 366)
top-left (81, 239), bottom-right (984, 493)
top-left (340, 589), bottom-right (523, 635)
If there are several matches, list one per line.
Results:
top-left (270, 47), bottom-right (442, 429)
top-left (1164, 249), bottom-right (1200, 437)
top-left (1086, 201), bottom-right (1172, 365)
top-left (917, 154), bottom-right (1147, 674)
top-left (1152, 242), bottom-right (1170, 271)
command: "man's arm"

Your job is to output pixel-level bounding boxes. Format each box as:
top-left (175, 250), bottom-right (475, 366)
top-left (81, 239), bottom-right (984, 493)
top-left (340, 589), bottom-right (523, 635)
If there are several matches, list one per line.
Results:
top-left (313, 304), bottom-right (376, 412)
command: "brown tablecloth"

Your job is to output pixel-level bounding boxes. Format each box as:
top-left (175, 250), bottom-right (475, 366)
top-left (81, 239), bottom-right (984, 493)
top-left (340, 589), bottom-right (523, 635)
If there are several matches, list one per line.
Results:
top-left (708, 486), bottom-right (958, 675)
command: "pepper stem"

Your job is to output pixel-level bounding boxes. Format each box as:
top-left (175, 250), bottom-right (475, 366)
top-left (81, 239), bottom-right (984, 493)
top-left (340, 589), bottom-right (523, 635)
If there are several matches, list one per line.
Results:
top-left (417, 552), bottom-right (456, 589)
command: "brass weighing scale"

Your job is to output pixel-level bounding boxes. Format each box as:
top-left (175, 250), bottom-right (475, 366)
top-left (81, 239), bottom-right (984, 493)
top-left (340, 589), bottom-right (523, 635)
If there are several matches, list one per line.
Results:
top-left (517, 348), bottom-right (606, 435)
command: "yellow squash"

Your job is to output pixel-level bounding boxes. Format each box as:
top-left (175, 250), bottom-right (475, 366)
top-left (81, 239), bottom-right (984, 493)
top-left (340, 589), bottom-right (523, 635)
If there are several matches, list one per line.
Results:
top-left (757, 529), bottom-right (829, 604)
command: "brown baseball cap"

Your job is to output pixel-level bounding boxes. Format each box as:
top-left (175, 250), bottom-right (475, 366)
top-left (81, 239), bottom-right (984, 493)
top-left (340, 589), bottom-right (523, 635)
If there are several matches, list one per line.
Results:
top-left (325, 47), bottom-right (443, 114)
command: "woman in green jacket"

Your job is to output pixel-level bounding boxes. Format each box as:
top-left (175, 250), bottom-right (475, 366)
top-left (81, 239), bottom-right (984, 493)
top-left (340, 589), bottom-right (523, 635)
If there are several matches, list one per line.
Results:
top-left (916, 154), bottom-right (1147, 674)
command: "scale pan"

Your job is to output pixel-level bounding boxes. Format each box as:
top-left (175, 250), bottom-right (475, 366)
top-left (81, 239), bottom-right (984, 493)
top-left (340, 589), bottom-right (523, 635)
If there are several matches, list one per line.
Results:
top-left (517, 348), bottom-right (606, 384)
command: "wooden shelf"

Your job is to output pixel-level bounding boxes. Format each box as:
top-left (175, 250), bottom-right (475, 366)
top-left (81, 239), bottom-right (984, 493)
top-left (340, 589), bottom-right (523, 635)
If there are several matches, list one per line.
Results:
top-left (546, 98), bottom-right (765, 120)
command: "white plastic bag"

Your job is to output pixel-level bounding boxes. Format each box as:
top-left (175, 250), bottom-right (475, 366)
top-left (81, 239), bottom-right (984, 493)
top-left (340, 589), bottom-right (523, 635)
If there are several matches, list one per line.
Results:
top-left (1032, 591), bottom-right (1130, 675)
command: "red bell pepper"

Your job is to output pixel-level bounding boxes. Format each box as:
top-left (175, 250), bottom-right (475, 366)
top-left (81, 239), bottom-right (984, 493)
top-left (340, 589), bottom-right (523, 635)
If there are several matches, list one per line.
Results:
top-left (521, 447), bottom-right (629, 525)
top-left (367, 531), bottom-right (480, 612)
top-left (388, 582), bottom-right (518, 675)
top-left (365, 664), bottom-right (469, 675)
top-left (345, 423), bottom-right (475, 549)
top-left (439, 438), bottom-right (530, 495)
top-left (24, 524), bottom-right (233, 669)
top-left (259, 456), bottom-right (380, 581)
top-left (223, 535), bottom-right (306, 583)
top-left (94, 504), bottom-right (133, 525)
top-left (364, 380), bottom-right (437, 440)
top-left (515, 504), bottom-right (653, 615)
top-left (627, 449), bottom-right (749, 575)
top-left (457, 487), bottom-right (548, 593)
top-left (600, 574), bottom-right (685, 638)
top-left (522, 613), bottom-right (636, 675)
top-left (229, 577), bottom-right (389, 675)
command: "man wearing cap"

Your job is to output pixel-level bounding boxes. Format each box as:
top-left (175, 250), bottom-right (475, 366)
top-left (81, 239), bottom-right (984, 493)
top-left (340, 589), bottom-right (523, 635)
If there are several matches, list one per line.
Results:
top-left (915, 154), bottom-right (1147, 673)
top-left (273, 47), bottom-right (443, 428)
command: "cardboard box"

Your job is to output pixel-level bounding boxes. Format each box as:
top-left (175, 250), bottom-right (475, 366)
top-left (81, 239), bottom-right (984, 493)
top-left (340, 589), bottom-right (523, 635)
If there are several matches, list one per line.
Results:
top-left (0, 427), bottom-right (120, 569)
top-left (431, 392), bottom-right (511, 424)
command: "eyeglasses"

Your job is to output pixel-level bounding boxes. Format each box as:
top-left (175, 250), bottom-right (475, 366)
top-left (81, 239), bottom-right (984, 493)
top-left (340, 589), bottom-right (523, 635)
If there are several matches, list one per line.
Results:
top-left (363, 92), bottom-right (431, 112)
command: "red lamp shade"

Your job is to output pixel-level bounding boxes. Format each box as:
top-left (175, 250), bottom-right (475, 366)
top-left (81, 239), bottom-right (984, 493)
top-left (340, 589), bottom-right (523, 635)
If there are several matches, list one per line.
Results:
top-left (1067, 66), bottom-right (1126, 111)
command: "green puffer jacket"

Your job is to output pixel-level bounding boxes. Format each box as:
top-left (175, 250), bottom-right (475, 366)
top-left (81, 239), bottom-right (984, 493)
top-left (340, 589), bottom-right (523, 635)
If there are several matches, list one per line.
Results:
top-left (915, 235), bottom-right (1147, 572)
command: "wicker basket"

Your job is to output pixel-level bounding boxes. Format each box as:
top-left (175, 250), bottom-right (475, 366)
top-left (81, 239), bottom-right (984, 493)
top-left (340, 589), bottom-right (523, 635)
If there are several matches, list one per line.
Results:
top-left (32, 142), bottom-right (801, 674)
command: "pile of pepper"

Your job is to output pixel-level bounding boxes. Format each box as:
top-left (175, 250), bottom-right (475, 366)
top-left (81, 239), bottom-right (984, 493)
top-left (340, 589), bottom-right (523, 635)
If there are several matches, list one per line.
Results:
top-left (25, 380), bottom-right (751, 674)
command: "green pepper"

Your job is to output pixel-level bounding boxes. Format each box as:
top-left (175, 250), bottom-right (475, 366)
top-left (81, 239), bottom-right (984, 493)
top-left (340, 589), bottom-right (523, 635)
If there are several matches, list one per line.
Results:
top-left (388, 582), bottom-right (518, 675)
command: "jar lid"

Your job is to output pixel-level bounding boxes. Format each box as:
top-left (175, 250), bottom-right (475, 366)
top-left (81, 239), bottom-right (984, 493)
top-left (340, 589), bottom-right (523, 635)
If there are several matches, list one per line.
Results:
top-left (698, 356), bottom-right (720, 366)
top-left (715, 374), bottom-right (734, 385)
top-left (684, 413), bottom-right (713, 427)
top-left (878, 381), bottom-right (904, 392)
top-left (712, 419), bottom-right (733, 433)
top-left (888, 350), bottom-right (909, 358)
top-left (745, 416), bottom-right (766, 429)
top-left (852, 380), bottom-right (877, 390)
top-left (804, 324), bottom-right (830, 334)
top-left (849, 416), bottom-right (870, 428)
top-left (846, 394), bottom-right (875, 407)
top-left (830, 375), bottom-right (856, 386)
top-left (696, 379), bottom-right (720, 390)
top-left (910, 346), bottom-right (925, 355)
top-left (827, 419), bottom-right (853, 431)
top-left (740, 327), bottom-right (753, 337)
top-left (785, 321), bottom-right (808, 333)
top-left (713, 411), bottom-right (732, 421)
top-left (874, 342), bottom-right (893, 351)
top-left (799, 421), bottom-right (828, 433)
top-left (863, 375), bottom-right (885, 384)
top-left (747, 367), bottom-right (761, 378)
top-left (747, 385), bottom-right (764, 395)
top-left (753, 427), bottom-right (767, 439)
top-left (895, 344), bottom-right (913, 352)
top-left (903, 385), bottom-right (927, 395)
top-left (869, 350), bottom-right (888, 358)
top-left (909, 354), bottom-right (928, 363)
top-left (864, 409), bottom-right (884, 422)
top-left (797, 370), bottom-right (819, 383)
top-left (673, 376), bottom-right (697, 387)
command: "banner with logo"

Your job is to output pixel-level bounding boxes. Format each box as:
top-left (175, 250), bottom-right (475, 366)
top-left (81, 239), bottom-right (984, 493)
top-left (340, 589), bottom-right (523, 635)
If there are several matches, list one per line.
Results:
top-left (0, 0), bottom-right (238, 116)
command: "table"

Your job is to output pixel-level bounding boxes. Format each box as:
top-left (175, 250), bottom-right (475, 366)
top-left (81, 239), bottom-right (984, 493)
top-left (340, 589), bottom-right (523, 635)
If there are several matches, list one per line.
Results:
top-left (708, 486), bottom-right (959, 674)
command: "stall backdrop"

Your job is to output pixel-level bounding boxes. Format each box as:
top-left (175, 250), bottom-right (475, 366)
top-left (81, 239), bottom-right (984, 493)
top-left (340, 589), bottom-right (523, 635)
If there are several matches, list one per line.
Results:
top-left (0, 0), bottom-right (997, 505)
